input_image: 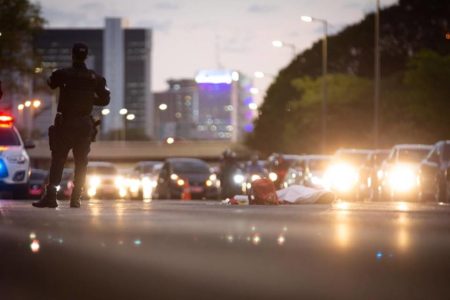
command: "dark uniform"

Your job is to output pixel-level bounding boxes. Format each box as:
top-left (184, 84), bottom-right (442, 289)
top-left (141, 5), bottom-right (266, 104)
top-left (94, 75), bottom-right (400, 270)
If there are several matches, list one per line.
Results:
top-left (33, 43), bottom-right (110, 208)
top-left (0, 80), bottom-right (3, 99)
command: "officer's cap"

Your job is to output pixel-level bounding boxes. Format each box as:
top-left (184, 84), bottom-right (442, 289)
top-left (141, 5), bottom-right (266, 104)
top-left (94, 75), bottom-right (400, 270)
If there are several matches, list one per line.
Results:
top-left (72, 42), bottom-right (89, 60)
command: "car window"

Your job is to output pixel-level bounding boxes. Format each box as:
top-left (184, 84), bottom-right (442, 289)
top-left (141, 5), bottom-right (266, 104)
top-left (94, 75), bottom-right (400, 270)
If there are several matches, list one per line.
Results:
top-left (443, 144), bottom-right (450, 162)
top-left (172, 161), bottom-right (210, 174)
top-left (0, 128), bottom-right (21, 146)
top-left (308, 159), bottom-right (330, 171)
top-left (398, 149), bottom-right (430, 162)
top-left (87, 166), bottom-right (118, 175)
top-left (336, 153), bottom-right (369, 165)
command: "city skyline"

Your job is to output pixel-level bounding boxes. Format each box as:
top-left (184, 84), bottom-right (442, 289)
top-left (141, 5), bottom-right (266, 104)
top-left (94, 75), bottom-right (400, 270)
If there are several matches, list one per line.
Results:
top-left (35, 0), bottom-right (397, 98)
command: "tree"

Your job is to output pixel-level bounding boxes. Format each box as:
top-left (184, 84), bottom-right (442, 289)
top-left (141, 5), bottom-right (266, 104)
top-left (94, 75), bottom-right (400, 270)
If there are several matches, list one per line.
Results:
top-left (0, 0), bottom-right (45, 94)
top-left (248, 0), bottom-right (450, 154)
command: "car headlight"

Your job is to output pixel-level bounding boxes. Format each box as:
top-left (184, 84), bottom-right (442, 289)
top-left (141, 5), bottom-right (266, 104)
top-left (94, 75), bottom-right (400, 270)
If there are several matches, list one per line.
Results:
top-left (387, 164), bottom-right (418, 193)
top-left (324, 163), bottom-right (358, 192)
top-left (250, 174), bottom-right (261, 182)
top-left (171, 173), bottom-right (179, 181)
top-left (233, 174), bottom-right (244, 184)
top-left (115, 176), bottom-right (125, 188)
top-left (209, 174), bottom-right (217, 181)
top-left (177, 179), bottom-right (185, 186)
top-left (268, 172), bottom-right (278, 182)
top-left (88, 176), bottom-right (101, 188)
top-left (7, 155), bottom-right (27, 164)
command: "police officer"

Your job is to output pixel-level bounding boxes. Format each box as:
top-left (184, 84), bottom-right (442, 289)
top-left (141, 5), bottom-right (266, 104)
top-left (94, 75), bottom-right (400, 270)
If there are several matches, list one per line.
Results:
top-left (33, 42), bottom-right (110, 208)
top-left (0, 80), bottom-right (3, 100)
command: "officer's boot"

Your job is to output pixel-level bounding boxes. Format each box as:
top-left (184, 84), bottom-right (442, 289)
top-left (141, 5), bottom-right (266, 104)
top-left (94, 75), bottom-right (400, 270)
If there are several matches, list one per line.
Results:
top-left (32, 185), bottom-right (58, 208)
top-left (70, 186), bottom-right (83, 208)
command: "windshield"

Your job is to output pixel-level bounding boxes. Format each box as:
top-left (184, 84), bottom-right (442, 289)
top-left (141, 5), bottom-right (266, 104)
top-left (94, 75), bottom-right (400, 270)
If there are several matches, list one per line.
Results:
top-left (172, 161), bottom-right (210, 174)
top-left (139, 162), bottom-right (161, 173)
top-left (0, 128), bottom-right (20, 146)
top-left (309, 159), bottom-right (331, 171)
top-left (398, 149), bottom-right (430, 162)
top-left (88, 166), bottom-right (118, 175)
top-left (335, 152), bottom-right (369, 165)
top-left (444, 144), bottom-right (450, 162)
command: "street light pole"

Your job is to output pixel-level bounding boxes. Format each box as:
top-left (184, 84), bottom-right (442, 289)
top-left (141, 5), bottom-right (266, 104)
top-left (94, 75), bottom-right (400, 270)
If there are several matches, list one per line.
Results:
top-left (301, 16), bottom-right (329, 153)
top-left (374, 0), bottom-right (381, 148)
top-left (322, 20), bottom-right (328, 154)
top-left (272, 40), bottom-right (297, 59)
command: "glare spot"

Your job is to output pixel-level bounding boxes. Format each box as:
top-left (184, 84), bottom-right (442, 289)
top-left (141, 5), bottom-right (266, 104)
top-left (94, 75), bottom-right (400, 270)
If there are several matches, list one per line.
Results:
top-left (335, 201), bottom-right (349, 210)
top-left (251, 226), bottom-right (256, 232)
top-left (277, 235), bottom-right (285, 245)
top-left (252, 234), bottom-right (261, 245)
top-left (283, 226), bottom-right (288, 232)
top-left (397, 202), bottom-right (409, 212)
top-left (30, 240), bottom-right (40, 253)
top-left (376, 251), bottom-right (383, 260)
top-left (134, 239), bottom-right (142, 246)
top-left (227, 235), bottom-right (234, 243)
top-left (29, 232), bottom-right (36, 239)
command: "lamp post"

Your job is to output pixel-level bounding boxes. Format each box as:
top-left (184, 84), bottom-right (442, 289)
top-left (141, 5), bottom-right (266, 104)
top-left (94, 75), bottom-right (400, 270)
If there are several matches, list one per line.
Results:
top-left (374, 0), bottom-right (381, 148)
top-left (301, 15), bottom-right (328, 154)
top-left (272, 40), bottom-right (297, 59)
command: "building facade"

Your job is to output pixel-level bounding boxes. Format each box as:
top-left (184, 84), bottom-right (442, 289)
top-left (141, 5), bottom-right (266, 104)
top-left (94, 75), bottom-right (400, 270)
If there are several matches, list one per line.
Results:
top-left (33, 18), bottom-right (153, 140)
top-left (154, 70), bottom-right (257, 142)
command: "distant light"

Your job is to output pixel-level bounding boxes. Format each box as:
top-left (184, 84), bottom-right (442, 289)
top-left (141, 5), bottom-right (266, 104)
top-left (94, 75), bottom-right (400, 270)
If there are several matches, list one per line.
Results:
top-left (24, 100), bottom-right (32, 107)
top-left (376, 251), bottom-right (383, 260)
top-left (277, 235), bottom-right (285, 245)
top-left (32, 99), bottom-right (41, 108)
top-left (335, 201), bottom-right (349, 210)
top-left (231, 71), bottom-right (240, 81)
top-left (301, 15), bottom-right (313, 22)
top-left (30, 240), bottom-right (40, 253)
top-left (254, 71), bottom-right (265, 78)
top-left (159, 103), bottom-right (168, 111)
top-left (446, 33), bottom-right (450, 40)
top-left (126, 114), bottom-right (135, 121)
top-left (166, 137), bottom-right (175, 144)
top-left (34, 67), bottom-right (43, 74)
top-left (248, 103), bottom-right (258, 110)
top-left (252, 234), bottom-right (261, 245)
top-left (272, 40), bottom-right (283, 48)
top-left (134, 239), bottom-right (142, 246)
top-left (250, 87), bottom-right (259, 95)
top-left (119, 108), bottom-right (128, 115)
top-left (397, 202), bottom-right (409, 212)
top-left (29, 232), bottom-right (36, 239)
top-left (101, 108), bottom-right (110, 116)
top-left (195, 69), bottom-right (234, 84)
top-left (17, 104), bottom-right (25, 111)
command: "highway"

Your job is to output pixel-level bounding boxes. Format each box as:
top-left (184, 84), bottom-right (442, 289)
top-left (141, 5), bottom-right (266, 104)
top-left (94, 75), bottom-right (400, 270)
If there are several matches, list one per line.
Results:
top-left (1, 199), bottom-right (450, 299)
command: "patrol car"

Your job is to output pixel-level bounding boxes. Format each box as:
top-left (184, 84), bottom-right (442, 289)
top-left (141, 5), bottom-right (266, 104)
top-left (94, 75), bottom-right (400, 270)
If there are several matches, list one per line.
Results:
top-left (0, 113), bottom-right (34, 199)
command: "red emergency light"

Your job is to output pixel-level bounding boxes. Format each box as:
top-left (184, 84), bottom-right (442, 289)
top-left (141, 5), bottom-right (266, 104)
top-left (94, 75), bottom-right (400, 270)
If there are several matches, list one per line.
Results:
top-left (0, 114), bottom-right (14, 128)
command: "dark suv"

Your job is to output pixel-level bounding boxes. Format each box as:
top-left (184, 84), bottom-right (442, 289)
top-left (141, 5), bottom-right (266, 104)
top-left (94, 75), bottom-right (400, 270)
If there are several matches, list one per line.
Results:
top-left (419, 141), bottom-right (450, 202)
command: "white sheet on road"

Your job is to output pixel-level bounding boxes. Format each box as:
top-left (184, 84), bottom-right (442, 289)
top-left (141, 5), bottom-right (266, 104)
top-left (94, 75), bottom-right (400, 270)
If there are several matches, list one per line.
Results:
top-left (276, 185), bottom-right (335, 204)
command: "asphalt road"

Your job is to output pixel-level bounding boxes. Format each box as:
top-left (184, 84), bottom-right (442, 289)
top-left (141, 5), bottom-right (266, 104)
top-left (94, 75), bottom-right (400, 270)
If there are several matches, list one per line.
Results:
top-left (1, 199), bottom-right (450, 300)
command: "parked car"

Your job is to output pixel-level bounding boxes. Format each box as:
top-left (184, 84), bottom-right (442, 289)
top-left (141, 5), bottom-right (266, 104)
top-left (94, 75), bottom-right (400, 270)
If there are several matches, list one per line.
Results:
top-left (323, 149), bottom-right (372, 200)
top-left (378, 144), bottom-right (432, 201)
top-left (28, 169), bottom-right (48, 199)
top-left (0, 113), bottom-right (34, 199)
top-left (154, 158), bottom-right (220, 200)
top-left (128, 161), bottom-right (162, 200)
top-left (85, 162), bottom-right (126, 199)
top-left (419, 141), bottom-right (450, 202)
top-left (283, 155), bottom-right (332, 189)
top-left (358, 150), bottom-right (390, 201)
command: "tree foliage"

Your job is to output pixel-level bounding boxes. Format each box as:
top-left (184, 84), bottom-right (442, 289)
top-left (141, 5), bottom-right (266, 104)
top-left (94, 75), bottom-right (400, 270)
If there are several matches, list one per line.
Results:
top-left (0, 0), bottom-right (45, 91)
top-left (247, 0), bottom-right (450, 155)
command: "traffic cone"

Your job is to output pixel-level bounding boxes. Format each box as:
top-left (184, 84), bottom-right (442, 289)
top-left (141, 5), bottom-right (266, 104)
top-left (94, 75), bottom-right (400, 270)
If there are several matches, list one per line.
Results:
top-left (181, 180), bottom-right (191, 201)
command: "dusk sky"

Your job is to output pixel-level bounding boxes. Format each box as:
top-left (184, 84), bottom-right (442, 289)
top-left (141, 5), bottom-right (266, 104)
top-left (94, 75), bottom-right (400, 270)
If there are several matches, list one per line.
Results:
top-left (35, 0), bottom-right (397, 100)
